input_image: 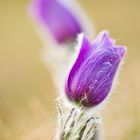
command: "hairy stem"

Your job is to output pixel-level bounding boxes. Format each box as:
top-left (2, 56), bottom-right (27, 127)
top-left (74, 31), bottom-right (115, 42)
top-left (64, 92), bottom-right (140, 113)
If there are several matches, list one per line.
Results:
top-left (56, 103), bottom-right (101, 140)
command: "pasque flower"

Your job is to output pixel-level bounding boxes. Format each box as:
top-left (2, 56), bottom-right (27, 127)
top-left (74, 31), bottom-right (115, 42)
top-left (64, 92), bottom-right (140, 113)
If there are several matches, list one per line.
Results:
top-left (65, 31), bottom-right (127, 107)
top-left (29, 0), bottom-right (82, 43)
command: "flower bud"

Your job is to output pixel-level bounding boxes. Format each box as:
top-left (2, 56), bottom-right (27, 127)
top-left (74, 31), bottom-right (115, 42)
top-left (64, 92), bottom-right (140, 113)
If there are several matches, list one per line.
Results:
top-left (28, 0), bottom-right (82, 43)
top-left (65, 31), bottom-right (127, 107)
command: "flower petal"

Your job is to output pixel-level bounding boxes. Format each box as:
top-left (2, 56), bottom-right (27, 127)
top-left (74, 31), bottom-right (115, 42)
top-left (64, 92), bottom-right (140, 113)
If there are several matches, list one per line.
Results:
top-left (65, 34), bottom-right (91, 97)
top-left (70, 46), bottom-right (126, 106)
top-left (91, 31), bottom-right (115, 51)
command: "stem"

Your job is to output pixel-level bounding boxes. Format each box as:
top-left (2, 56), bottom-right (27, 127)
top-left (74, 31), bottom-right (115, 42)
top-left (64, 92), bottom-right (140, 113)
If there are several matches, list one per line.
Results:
top-left (56, 103), bottom-right (101, 140)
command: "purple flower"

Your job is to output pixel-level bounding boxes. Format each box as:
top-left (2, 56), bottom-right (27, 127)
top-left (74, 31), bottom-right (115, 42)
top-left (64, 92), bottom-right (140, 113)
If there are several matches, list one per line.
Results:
top-left (29, 0), bottom-right (82, 43)
top-left (65, 31), bottom-right (127, 107)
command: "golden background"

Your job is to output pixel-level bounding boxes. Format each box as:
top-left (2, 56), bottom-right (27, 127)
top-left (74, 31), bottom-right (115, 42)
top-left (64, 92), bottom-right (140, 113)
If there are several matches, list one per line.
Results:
top-left (0, 0), bottom-right (140, 139)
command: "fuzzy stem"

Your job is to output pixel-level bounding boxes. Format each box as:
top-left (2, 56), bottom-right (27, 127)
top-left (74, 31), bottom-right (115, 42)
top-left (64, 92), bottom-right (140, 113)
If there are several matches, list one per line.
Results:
top-left (56, 103), bottom-right (101, 140)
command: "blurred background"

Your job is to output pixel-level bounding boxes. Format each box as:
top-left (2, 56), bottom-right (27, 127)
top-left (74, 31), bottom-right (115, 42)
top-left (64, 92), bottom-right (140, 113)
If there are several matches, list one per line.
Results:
top-left (0, 0), bottom-right (140, 140)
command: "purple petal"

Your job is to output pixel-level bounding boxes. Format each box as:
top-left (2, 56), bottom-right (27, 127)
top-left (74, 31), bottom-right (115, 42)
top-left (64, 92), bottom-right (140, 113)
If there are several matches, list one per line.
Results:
top-left (65, 35), bottom-right (90, 97)
top-left (91, 31), bottom-right (115, 51)
top-left (70, 47), bottom-right (125, 106)
top-left (29, 0), bottom-right (82, 43)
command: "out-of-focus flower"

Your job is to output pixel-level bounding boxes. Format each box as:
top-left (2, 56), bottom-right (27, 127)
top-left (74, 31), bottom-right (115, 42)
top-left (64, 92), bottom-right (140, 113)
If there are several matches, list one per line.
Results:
top-left (65, 31), bottom-right (127, 107)
top-left (28, 0), bottom-right (82, 43)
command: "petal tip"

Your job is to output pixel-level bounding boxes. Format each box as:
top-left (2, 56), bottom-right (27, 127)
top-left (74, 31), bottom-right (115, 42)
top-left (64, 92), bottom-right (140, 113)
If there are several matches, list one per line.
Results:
top-left (93, 30), bottom-right (116, 49)
top-left (118, 46), bottom-right (127, 58)
top-left (99, 30), bottom-right (109, 37)
top-left (77, 33), bottom-right (89, 50)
